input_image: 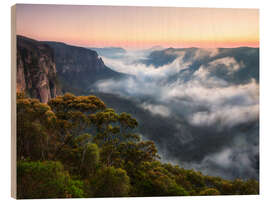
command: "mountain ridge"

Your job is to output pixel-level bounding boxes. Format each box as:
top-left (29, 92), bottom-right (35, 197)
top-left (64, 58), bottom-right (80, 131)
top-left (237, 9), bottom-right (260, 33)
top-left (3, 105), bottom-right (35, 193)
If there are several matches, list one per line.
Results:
top-left (16, 35), bottom-right (127, 99)
top-left (43, 41), bottom-right (127, 95)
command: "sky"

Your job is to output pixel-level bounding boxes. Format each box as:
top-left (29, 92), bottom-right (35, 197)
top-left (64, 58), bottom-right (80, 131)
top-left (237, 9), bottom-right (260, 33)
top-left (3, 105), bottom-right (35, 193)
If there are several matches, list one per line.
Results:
top-left (16, 4), bottom-right (259, 49)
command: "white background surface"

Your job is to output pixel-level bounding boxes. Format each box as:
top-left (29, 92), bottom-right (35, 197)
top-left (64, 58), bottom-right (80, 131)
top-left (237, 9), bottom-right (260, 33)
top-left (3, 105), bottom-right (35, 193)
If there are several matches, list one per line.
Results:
top-left (0, 0), bottom-right (269, 202)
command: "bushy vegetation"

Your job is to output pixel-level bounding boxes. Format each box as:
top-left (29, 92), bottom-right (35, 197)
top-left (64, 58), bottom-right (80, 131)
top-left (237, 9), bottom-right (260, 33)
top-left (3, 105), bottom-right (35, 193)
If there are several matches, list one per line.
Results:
top-left (16, 92), bottom-right (259, 198)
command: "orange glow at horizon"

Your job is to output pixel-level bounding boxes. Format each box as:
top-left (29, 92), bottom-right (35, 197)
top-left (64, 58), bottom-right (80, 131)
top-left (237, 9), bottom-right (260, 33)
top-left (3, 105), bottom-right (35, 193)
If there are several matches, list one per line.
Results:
top-left (16, 5), bottom-right (259, 49)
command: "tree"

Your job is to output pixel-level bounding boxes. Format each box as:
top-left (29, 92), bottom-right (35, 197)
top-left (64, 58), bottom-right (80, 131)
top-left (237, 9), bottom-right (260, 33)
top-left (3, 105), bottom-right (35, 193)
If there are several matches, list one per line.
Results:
top-left (52, 133), bottom-right (99, 177)
top-left (185, 170), bottom-right (206, 193)
top-left (17, 93), bottom-right (57, 160)
top-left (17, 161), bottom-right (84, 198)
top-left (90, 166), bottom-right (130, 197)
top-left (119, 140), bottom-right (160, 166)
top-left (91, 108), bottom-right (159, 167)
top-left (241, 179), bottom-right (259, 194)
top-left (79, 142), bottom-right (100, 178)
top-left (47, 93), bottom-right (106, 159)
top-left (130, 161), bottom-right (188, 196)
top-left (231, 178), bottom-right (259, 195)
top-left (199, 188), bottom-right (221, 196)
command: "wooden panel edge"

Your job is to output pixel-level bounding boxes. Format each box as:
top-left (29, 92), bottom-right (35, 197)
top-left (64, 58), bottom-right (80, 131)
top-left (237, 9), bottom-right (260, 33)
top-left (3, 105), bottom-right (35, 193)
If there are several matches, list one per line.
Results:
top-left (11, 4), bottom-right (17, 199)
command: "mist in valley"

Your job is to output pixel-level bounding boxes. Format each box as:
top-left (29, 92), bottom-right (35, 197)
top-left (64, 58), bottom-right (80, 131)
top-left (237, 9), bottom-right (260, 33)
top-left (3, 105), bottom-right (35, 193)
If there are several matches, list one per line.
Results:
top-left (91, 47), bottom-right (259, 180)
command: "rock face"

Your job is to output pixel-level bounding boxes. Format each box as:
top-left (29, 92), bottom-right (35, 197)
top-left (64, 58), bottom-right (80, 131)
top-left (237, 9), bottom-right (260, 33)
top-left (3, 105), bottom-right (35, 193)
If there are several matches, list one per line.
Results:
top-left (17, 35), bottom-right (61, 103)
top-left (16, 35), bottom-right (126, 101)
top-left (44, 41), bottom-right (125, 94)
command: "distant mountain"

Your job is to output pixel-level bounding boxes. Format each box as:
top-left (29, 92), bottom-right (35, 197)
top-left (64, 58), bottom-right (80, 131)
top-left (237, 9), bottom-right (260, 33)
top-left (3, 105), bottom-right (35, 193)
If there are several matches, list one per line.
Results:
top-left (142, 47), bottom-right (259, 84)
top-left (87, 47), bottom-right (127, 59)
top-left (16, 35), bottom-right (62, 103)
top-left (141, 47), bottom-right (180, 67)
top-left (44, 42), bottom-right (127, 94)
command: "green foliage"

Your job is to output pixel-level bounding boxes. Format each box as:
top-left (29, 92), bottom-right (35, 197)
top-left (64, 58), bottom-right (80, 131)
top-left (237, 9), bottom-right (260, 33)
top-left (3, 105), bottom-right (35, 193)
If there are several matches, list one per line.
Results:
top-left (16, 92), bottom-right (259, 198)
top-left (89, 108), bottom-right (159, 168)
top-left (90, 166), bottom-right (130, 197)
top-left (118, 140), bottom-right (160, 166)
top-left (128, 161), bottom-right (188, 197)
top-left (48, 93), bottom-right (106, 114)
top-left (17, 161), bottom-right (84, 198)
top-left (79, 142), bottom-right (100, 178)
top-left (185, 170), bottom-right (206, 193)
top-left (199, 188), bottom-right (221, 196)
top-left (47, 93), bottom-right (106, 160)
top-left (230, 178), bottom-right (259, 195)
top-left (17, 94), bottom-right (57, 160)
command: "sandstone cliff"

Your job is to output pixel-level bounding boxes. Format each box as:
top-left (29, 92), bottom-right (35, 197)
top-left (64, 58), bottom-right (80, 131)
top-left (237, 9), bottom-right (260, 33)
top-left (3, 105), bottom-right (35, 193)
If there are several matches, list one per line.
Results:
top-left (17, 36), bottom-right (61, 103)
top-left (44, 41), bottom-right (125, 94)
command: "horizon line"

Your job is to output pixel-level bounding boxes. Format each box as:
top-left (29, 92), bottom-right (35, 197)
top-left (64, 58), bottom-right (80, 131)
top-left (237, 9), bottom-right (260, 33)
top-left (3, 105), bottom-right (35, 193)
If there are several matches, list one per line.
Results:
top-left (16, 34), bottom-right (260, 50)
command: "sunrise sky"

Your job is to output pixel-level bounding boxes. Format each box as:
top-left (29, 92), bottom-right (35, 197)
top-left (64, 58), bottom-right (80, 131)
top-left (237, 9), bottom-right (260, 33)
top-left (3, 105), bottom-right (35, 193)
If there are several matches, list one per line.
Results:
top-left (16, 4), bottom-right (259, 49)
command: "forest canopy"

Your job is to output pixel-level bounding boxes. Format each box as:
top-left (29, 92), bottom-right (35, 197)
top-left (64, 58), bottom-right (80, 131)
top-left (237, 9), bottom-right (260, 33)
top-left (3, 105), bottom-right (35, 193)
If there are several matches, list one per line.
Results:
top-left (16, 92), bottom-right (259, 198)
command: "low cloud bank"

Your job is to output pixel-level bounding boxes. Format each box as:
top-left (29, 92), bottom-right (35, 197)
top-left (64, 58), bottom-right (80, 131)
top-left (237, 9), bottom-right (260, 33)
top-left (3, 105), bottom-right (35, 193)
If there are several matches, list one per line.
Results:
top-left (95, 47), bottom-right (259, 180)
